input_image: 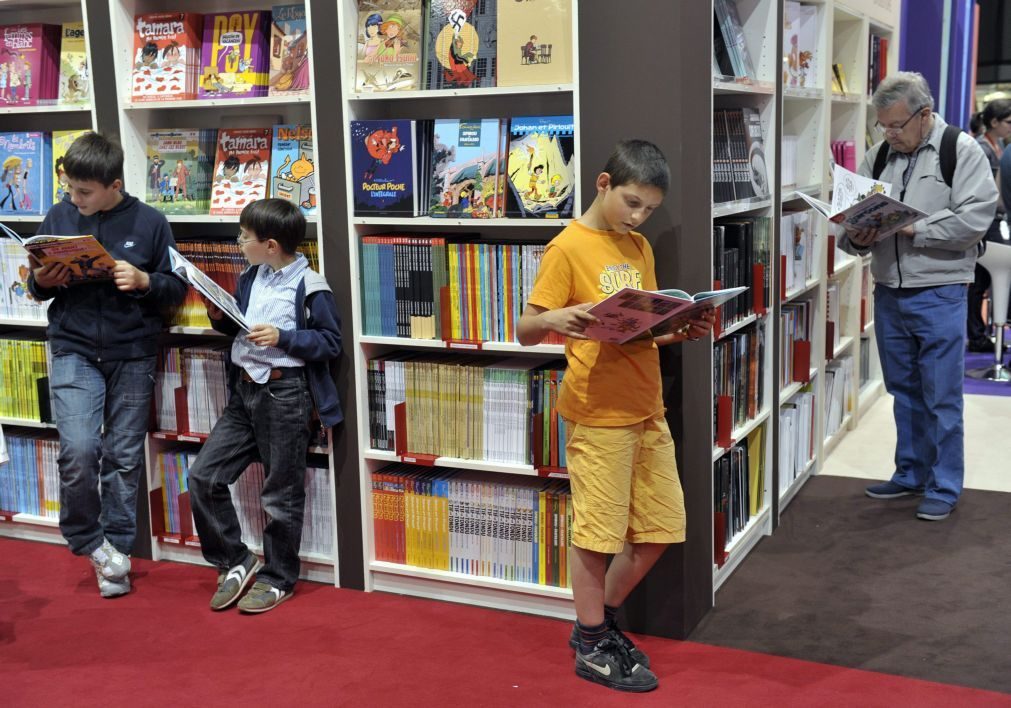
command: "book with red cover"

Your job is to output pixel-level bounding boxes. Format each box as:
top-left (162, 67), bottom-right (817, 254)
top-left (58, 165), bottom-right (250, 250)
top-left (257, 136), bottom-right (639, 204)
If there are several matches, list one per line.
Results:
top-left (132, 13), bottom-right (202, 102)
top-left (209, 128), bottom-right (271, 215)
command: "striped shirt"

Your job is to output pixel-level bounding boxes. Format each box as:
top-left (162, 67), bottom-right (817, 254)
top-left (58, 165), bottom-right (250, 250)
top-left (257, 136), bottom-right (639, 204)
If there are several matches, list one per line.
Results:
top-left (232, 254), bottom-right (308, 383)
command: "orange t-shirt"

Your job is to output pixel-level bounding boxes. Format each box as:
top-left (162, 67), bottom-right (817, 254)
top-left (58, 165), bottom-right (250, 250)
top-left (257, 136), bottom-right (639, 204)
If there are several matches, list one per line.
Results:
top-left (527, 220), bottom-right (664, 426)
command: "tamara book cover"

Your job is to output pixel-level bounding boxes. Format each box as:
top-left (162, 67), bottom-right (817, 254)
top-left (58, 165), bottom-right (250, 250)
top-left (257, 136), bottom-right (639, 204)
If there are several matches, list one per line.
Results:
top-left (0, 131), bottom-right (52, 216)
top-left (198, 11), bottom-right (271, 99)
top-left (354, 0), bottom-right (424, 93)
top-left (132, 13), bottom-right (203, 102)
top-left (209, 128), bottom-right (271, 216)
top-left (145, 129), bottom-right (218, 215)
top-left (350, 119), bottom-right (416, 216)
top-left (268, 4), bottom-right (310, 96)
top-left (504, 115), bottom-right (575, 218)
top-left (270, 124), bottom-right (315, 215)
top-left (582, 286), bottom-right (748, 344)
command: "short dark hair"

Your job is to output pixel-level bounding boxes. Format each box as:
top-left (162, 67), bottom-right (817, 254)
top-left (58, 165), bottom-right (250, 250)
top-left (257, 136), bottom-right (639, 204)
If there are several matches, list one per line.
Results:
top-left (602, 139), bottom-right (670, 193)
top-left (982, 99), bottom-right (1011, 130)
top-left (63, 132), bottom-right (124, 186)
top-left (239, 198), bottom-right (305, 254)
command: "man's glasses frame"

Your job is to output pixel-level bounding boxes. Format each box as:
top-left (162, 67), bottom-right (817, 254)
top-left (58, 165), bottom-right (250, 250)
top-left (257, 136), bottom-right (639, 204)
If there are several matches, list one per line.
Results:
top-left (874, 105), bottom-right (928, 136)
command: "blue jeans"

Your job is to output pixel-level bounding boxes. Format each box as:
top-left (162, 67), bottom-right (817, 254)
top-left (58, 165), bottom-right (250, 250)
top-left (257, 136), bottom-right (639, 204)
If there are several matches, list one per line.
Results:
top-left (874, 284), bottom-right (966, 505)
top-left (50, 353), bottom-right (157, 556)
top-left (187, 373), bottom-right (312, 591)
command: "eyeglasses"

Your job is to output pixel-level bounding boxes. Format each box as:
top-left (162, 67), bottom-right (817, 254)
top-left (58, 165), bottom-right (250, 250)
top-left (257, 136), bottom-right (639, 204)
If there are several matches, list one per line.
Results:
top-left (874, 106), bottom-right (927, 136)
top-left (236, 234), bottom-right (258, 246)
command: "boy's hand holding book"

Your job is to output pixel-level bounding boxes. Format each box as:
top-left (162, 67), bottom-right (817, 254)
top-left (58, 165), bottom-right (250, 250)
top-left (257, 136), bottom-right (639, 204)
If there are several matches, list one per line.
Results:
top-left (201, 296), bottom-right (224, 321)
top-left (541, 303), bottom-right (600, 340)
top-left (112, 260), bottom-right (150, 292)
top-left (247, 324), bottom-right (280, 347)
top-left (33, 262), bottom-right (73, 289)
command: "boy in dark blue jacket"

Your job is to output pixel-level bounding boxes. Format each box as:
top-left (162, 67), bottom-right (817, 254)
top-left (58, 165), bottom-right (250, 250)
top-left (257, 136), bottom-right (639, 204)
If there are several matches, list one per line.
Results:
top-left (27, 132), bottom-right (187, 598)
top-left (187, 198), bottom-right (342, 614)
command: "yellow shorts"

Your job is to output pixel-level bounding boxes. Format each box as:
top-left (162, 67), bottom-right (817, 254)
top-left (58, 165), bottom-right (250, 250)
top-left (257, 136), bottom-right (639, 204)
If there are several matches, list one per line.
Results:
top-left (564, 415), bottom-right (686, 553)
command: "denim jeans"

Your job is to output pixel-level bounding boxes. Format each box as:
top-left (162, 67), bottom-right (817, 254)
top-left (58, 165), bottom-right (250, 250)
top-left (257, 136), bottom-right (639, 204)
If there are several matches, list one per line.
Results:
top-left (874, 284), bottom-right (966, 505)
top-left (50, 353), bottom-right (157, 556)
top-left (187, 373), bottom-right (312, 591)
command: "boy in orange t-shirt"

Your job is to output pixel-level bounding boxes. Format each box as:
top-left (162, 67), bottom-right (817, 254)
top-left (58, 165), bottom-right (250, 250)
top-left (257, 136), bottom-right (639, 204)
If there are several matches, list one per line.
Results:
top-left (518, 140), bottom-right (715, 692)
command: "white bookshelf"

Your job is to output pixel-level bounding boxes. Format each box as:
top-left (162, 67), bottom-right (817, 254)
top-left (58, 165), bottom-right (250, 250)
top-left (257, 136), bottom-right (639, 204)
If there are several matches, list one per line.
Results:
top-left (336, 0), bottom-right (580, 617)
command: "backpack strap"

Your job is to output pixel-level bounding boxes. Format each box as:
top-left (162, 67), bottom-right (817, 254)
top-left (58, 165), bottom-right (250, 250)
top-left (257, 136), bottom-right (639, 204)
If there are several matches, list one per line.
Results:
top-left (872, 141), bottom-right (890, 181)
top-left (939, 124), bottom-right (960, 188)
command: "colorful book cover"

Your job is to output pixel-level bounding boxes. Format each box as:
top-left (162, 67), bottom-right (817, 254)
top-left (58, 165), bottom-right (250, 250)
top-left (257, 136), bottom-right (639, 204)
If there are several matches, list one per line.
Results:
top-left (425, 0), bottom-right (497, 90)
top-left (209, 128), bottom-right (271, 216)
top-left (496, 0), bottom-right (572, 87)
top-left (270, 124), bottom-right (316, 215)
top-left (429, 118), bottom-right (503, 218)
top-left (1, 131), bottom-right (51, 216)
top-left (504, 115), bottom-right (575, 218)
top-left (198, 11), bottom-right (271, 100)
top-left (51, 129), bottom-right (88, 205)
top-left (268, 4), bottom-right (310, 96)
top-left (132, 13), bottom-right (203, 102)
top-left (57, 23), bottom-right (89, 105)
top-left (350, 119), bottom-right (415, 216)
top-left (1, 24), bottom-right (60, 107)
top-left (145, 129), bottom-right (218, 215)
top-left (354, 0), bottom-right (423, 93)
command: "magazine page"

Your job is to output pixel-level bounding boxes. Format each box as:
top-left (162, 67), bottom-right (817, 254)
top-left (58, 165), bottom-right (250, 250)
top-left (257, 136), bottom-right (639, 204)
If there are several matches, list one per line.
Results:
top-left (830, 163), bottom-right (892, 213)
top-left (831, 192), bottom-right (927, 240)
top-left (1, 223), bottom-right (117, 284)
top-left (169, 247), bottom-right (250, 330)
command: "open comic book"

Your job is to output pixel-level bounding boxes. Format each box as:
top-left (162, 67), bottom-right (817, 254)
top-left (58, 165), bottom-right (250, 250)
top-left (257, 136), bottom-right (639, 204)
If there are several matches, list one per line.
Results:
top-left (0, 222), bottom-right (116, 284)
top-left (582, 285), bottom-right (749, 345)
top-left (168, 247), bottom-right (250, 331)
top-left (798, 164), bottom-right (927, 240)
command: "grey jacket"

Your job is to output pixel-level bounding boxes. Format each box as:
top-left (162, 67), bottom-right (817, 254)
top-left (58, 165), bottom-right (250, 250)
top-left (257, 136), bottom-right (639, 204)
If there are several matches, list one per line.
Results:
top-left (839, 114), bottom-right (998, 288)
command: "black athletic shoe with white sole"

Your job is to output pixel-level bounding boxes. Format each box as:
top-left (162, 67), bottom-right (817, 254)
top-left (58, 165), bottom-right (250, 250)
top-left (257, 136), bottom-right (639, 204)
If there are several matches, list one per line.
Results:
top-left (569, 622), bottom-right (651, 668)
top-left (574, 635), bottom-right (658, 692)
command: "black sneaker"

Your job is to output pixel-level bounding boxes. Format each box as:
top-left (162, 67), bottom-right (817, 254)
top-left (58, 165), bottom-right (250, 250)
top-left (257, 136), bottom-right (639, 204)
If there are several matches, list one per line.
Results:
top-left (210, 553), bottom-right (260, 611)
top-left (569, 622), bottom-right (651, 668)
top-left (575, 635), bottom-right (658, 692)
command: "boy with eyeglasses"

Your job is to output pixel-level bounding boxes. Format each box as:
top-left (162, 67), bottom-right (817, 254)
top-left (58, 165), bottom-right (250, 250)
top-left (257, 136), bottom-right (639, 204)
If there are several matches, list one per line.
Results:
top-left (187, 198), bottom-right (342, 613)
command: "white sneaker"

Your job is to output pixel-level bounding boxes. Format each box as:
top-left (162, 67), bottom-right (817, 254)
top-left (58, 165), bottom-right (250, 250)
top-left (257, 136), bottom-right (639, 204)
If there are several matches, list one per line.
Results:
top-left (90, 538), bottom-right (131, 580)
top-left (94, 565), bottom-right (131, 598)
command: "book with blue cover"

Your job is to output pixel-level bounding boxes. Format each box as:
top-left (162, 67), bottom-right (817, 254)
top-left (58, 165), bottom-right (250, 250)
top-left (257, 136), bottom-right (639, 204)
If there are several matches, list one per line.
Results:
top-left (504, 115), bottom-right (575, 218)
top-left (428, 118), bottom-right (504, 218)
top-left (0, 132), bottom-right (51, 216)
top-left (350, 119), bottom-right (416, 216)
top-left (270, 124), bottom-right (315, 215)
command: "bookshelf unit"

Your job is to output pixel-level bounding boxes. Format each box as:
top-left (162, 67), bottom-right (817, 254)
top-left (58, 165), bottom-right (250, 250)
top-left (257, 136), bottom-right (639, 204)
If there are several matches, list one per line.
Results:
top-left (0, 0), bottom-right (96, 546)
top-left (336, 0), bottom-right (582, 621)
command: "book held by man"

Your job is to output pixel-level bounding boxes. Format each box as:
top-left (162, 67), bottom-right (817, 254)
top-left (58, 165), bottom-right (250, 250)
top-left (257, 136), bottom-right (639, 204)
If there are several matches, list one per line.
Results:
top-left (798, 164), bottom-right (927, 240)
top-left (168, 246), bottom-right (249, 330)
top-left (582, 285), bottom-right (748, 344)
top-left (0, 223), bottom-right (116, 284)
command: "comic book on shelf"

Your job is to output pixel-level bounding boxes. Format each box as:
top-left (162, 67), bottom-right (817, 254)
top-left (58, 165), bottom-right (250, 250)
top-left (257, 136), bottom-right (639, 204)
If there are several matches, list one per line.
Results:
top-left (57, 22), bottom-right (89, 105)
top-left (131, 12), bottom-right (202, 102)
top-left (145, 129), bottom-right (218, 215)
top-left (504, 115), bottom-right (575, 219)
top-left (354, 0), bottom-right (424, 93)
top-left (429, 118), bottom-right (504, 218)
top-left (0, 221), bottom-right (115, 285)
top-left (268, 4), bottom-right (310, 97)
top-left (270, 124), bottom-right (315, 215)
top-left (198, 11), bottom-right (271, 100)
top-left (0, 23), bottom-right (61, 107)
top-left (0, 131), bottom-right (51, 216)
top-left (209, 128), bottom-right (271, 216)
top-left (496, 0), bottom-right (572, 87)
top-left (350, 119), bottom-right (421, 217)
top-left (51, 129), bottom-right (88, 206)
top-left (425, 0), bottom-right (497, 90)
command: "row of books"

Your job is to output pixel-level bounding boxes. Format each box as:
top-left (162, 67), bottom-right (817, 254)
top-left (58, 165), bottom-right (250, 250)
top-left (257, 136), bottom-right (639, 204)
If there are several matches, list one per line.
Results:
top-left (145, 124), bottom-right (315, 217)
top-left (0, 336), bottom-right (50, 423)
top-left (714, 323), bottom-right (766, 440)
top-left (831, 63), bottom-right (851, 96)
top-left (154, 346), bottom-right (228, 436)
top-left (0, 239), bottom-right (47, 320)
top-left (713, 217), bottom-right (770, 329)
top-left (154, 451), bottom-right (334, 558)
top-left (1, 23), bottom-right (87, 107)
top-left (366, 355), bottom-right (566, 468)
top-left (779, 388), bottom-right (815, 495)
top-left (712, 107), bottom-right (769, 204)
top-left (868, 34), bottom-right (889, 97)
top-left (360, 236), bottom-right (562, 344)
top-left (351, 115), bottom-right (575, 219)
top-left (781, 209), bottom-right (819, 295)
top-left (783, 2), bottom-right (820, 90)
top-left (371, 465), bottom-right (572, 587)
top-left (831, 139), bottom-right (857, 173)
top-left (352, 0), bottom-right (572, 93)
top-left (824, 356), bottom-right (855, 438)
top-left (713, 426), bottom-right (764, 567)
top-left (0, 432), bottom-right (58, 519)
top-left (712, 0), bottom-right (756, 81)
top-left (131, 6), bottom-right (308, 102)
top-left (780, 300), bottom-right (813, 387)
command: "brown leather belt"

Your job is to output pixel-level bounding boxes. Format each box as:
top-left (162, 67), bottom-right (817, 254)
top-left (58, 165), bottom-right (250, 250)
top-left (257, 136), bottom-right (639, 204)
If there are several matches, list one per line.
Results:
top-left (240, 367), bottom-right (303, 383)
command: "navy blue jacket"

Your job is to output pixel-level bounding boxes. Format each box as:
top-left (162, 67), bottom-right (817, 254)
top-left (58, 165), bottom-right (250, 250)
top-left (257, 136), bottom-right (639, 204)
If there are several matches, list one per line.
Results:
top-left (27, 192), bottom-right (186, 362)
top-left (213, 265), bottom-right (344, 428)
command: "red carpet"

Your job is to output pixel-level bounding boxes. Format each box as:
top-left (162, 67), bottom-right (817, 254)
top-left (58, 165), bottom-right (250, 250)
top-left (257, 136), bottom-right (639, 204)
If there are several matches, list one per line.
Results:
top-left (2, 538), bottom-right (1008, 707)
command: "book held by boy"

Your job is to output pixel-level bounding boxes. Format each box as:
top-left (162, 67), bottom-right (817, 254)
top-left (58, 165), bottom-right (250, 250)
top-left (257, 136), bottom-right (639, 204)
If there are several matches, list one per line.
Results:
top-left (0, 222), bottom-right (116, 284)
top-left (168, 246), bottom-right (249, 330)
top-left (582, 285), bottom-right (748, 344)
top-left (798, 164), bottom-right (926, 241)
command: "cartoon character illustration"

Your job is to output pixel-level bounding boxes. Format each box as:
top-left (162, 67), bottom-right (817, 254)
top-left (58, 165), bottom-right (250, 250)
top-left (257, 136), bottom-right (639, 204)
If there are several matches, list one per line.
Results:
top-left (522, 35), bottom-right (538, 64)
top-left (10, 264), bottom-right (37, 302)
top-left (1, 156), bottom-right (24, 211)
top-left (548, 174), bottom-right (562, 199)
top-left (215, 155), bottom-right (241, 183)
top-left (785, 34), bottom-right (813, 88)
top-left (23, 59), bottom-right (31, 102)
top-left (243, 158), bottom-right (264, 182)
top-left (524, 146), bottom-right (545, 201)
top-left (159, 174), bottom-right (173, 201)
top-left (0, 62), bottom-right (7, 101)
top-left (54, 156), bottom-right (69, 202)
top-left (148, 153), bottom-right (165, 191)
top-left (361, 13), bottom-right (383, 62)
top-left (275, 151), bottom-right (315, 209)
top-left (161, 41), bottom-right (183, 68)
top-left (376, 13), bottom-right (406, 61)
top-left (136, 42), bottom-right (159, 70)
top-left (362, 127), bottom-right (402, 181)
top-left (271, 30), bottom-right (309, 92)
top-left (445, 33), bottom-right (477, 86)
top-left (173, 159), bottom-right (190, 200)
top-left (69, 253), bottom-right (110, 279)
